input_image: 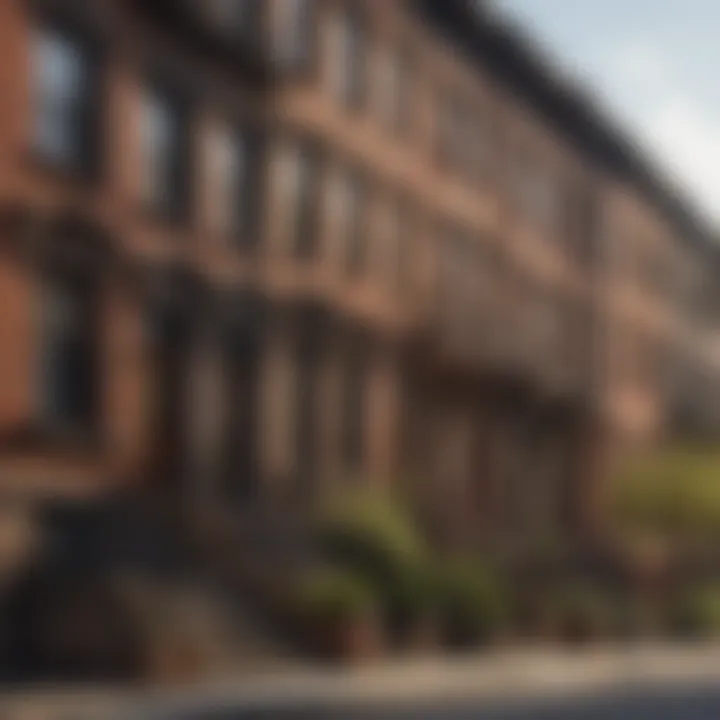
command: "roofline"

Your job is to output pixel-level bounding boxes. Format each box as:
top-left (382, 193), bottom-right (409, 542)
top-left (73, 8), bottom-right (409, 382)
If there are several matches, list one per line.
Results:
top-left (411, 0), bottom-right (713, 245)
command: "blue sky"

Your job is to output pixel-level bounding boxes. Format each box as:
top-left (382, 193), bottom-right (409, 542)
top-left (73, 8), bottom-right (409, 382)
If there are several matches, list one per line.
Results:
top-left (492, 0), bottom-right (720, 220)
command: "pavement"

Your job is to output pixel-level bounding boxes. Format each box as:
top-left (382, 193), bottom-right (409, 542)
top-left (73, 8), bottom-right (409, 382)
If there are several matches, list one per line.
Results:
top-left (4, 644), bottom-right (720, 719)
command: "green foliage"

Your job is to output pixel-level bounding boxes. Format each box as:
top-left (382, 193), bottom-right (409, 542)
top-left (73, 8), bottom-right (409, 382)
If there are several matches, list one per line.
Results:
top-left (434, 558), bottom-right (508, 646)
top-left (669, 584), bottom-right (720, 638)
top-left (316, 487), bottom-right (434, 625)
top-left (294, 567), bottom-right (374, 626)
top-left (317, 487), bottom-right (426, 566)
top-left (315, 488), bottom-right (510, 648)
top-left (610, 445), bottom-right (720, 542)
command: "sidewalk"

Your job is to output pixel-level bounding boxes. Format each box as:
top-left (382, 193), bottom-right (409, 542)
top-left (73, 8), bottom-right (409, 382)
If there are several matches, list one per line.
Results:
top-left (5, 643), bottom-right (720, 718)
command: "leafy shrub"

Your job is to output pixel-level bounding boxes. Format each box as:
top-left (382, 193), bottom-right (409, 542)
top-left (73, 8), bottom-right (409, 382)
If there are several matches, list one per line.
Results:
top-left (610, 445), bottom-right (720, 544)
top-left (434, 559), bottom-right (508, 648)
top-left (317, 488), bottom-right (426, 568)
top-left (668, 585), bottom-right (720, 638)
top-left (315, 488), bottom-right (434, 637)
top-left (294, 567), bottom-right (374, 627)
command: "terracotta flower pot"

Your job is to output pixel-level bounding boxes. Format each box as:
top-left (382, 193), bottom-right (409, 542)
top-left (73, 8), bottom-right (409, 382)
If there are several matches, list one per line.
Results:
top-left (407, 613), bottom-right (441, 655)
top-left (310, 611), bottom-right (384, 663)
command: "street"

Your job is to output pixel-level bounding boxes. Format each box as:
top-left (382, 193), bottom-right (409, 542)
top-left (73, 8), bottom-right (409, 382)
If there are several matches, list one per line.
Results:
top-left (139, 682), bottom-right (720, 719)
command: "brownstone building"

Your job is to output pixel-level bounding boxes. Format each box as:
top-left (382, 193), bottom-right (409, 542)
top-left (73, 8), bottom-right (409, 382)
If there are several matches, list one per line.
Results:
top-left (0, 0), bottom-right (718, 611)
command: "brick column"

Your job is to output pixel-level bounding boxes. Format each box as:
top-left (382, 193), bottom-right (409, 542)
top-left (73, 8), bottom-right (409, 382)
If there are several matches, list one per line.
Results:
top-left (103, 281), bottom-right (149, 489)
top-left (0, 257), bottom-right (35, 436)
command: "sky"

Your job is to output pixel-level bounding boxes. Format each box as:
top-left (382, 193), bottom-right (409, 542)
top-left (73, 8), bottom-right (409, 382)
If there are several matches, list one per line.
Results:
top-left (491, 0), bottom-right (720, 222)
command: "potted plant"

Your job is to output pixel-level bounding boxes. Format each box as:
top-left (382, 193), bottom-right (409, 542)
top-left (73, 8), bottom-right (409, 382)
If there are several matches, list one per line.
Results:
top-left (295, 567), bottom-right (381, 662)
top-left (435, 559), bottom-right (509, 651)
top-left (667, 584), bottom-right (720, 640)
top-left (315, 487), bottom-right (436, 653)
top-left (385, 558), bottom-right (440, 654)
top-left (550, 583), bottom-right (614, 646)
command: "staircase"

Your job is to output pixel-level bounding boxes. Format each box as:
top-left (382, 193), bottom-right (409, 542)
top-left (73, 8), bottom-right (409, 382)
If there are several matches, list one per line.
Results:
top-left (2, 491), bottom-right (316, 683)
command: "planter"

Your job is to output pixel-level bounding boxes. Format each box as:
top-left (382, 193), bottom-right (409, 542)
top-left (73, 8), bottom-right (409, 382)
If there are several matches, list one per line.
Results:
top-left (388, 611), bottom-right (441, 655)
top-left (558, 616), bottom-right (603, 647)
top-left (308, 610), bottom-right (383, 662)
top-left (441, 615), bottom-right (499, 652)
top-left (147, 641), bottom-right (207, 686)
top-left (406, 613), bottom-right (441, 655)
top-left (517, 600), bottom-right (557, 643)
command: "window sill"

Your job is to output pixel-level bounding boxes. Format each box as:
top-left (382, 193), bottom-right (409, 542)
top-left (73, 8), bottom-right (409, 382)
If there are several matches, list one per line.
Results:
top-left (25, 146), bottom-right (99, 190)
top-left (137, 198), bottom-right (192, 233)
top-left (0, 421), bottom-right (103, 457)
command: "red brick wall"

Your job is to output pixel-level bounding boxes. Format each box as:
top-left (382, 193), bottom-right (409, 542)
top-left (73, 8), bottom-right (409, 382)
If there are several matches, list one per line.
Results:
top-left (0, 0), bottom-right (29, 196)
top-left (0, 255), bottom-right (36, 435)
top-left (102, 282), bottom-right (150, 487)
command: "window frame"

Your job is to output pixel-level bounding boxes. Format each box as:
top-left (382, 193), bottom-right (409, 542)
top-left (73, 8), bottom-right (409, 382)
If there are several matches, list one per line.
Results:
top-left (331, 4), bottom-right (367, 111)
top-left (274, 0), bottom-right (317, 72)
top-left (139, 78), bottom-right (192, 222)
top-left (37, 271), bottom-right (99, 438)
top-left (206, 119), bottom-right (265, 249)
top-left (286, 139), bottom-right (322, 260)
top-left (32, 21), bottom-right (103, 178)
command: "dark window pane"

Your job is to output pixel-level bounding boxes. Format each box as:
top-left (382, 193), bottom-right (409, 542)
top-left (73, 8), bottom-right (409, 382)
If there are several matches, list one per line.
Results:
top-left (335, 9), bottom-right (366, 109)
top-left (237, 127), bottom-right (265, 249)
top-left (345, 173), bottom-right (367, 277)
top-left (292, 145), bottom-right (321, 259)
top-left (277, 0), bottom-right (315, 69)
top-left (141, 85), bottom-right (189, 219)
top-left (40, 276), bottom-right (96, 432)
top-left (34, 27), bottom-right (99, 173)
top-left (209, 0), bottom-right (261, 33)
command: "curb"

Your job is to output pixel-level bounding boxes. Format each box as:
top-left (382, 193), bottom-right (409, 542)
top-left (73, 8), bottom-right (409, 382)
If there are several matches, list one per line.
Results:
top-left (4, 644), bottom-right (720, 718)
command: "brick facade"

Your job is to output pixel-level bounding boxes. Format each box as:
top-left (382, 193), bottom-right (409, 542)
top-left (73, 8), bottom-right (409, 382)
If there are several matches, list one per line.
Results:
top-left (0, 0), bottom-right (717, 554)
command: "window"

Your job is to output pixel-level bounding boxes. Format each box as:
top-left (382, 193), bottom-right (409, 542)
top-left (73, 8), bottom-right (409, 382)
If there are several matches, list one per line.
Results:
top-left (140, 85), bottom-right (188, 217)
top-left (511, 149), bottom-right (559, 232)
top-left (438, 228), bottom-right (492, 356)
top-left (330, 7), bottom-right (366, 109)
top-left (469, 117), bottom-right (492, 184)
top-left (207, 123), bottom-right (264, 246)
top-left (438, 95), bottom-right (466, 171)
top-left (382, 198), bottom-right (405, 290)
top-left (207, 123), bottom-right (241, 237)
top-left (39, 275), bottom-right (97, 433)
top-left (568, 183), bottom-right (599, 267)
top-left (33, 27), bottom-right (93, 168)
top-left (337, 170), bottom-right (366, 276)
top-left (438, 93), bottom-right (489, 183)
top-left (275, 0), bottom-right (315, 68)
top-left (286, 143), bottom-right (321, 259)
top-left (377, 47), bottom-right (409, 132)
top-left (208, 0), bottom-right (261, 34)
top-left (436, 94), bottom-right (454, 167)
